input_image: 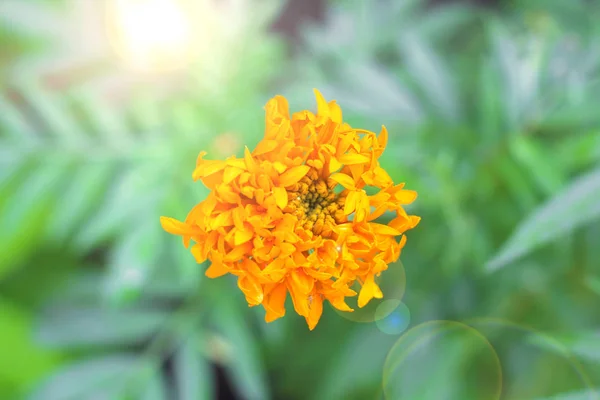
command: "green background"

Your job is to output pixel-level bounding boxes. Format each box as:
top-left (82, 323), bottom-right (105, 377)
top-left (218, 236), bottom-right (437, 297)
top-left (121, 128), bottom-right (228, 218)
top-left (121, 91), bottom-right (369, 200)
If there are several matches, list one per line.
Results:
top-left (1, 0), bottom-right (599, 399)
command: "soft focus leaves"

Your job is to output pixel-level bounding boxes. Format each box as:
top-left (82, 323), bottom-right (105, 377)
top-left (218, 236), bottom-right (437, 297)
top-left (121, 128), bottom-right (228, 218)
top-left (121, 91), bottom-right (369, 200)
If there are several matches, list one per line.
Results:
top-left (1, 0), bottom-right (600, 399)
top-left (535, 389), bottom-right (600, 400)
top-left (487, 167), bottom-right (600, 271)
top-left (174, 333), bottom-right (214, 400)
top-left (208, 278), bottom-right (269, 400)
top-left (36, 307), bottom-right (168, 349)
top-left (0, 298), bottom-right (61, 398)
top-left (28, 355), bottom-right (142, 400)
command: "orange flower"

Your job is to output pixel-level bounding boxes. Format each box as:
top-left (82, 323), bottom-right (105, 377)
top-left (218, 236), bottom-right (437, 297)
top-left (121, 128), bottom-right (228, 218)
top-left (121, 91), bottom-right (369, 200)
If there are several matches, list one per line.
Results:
top-left (161, 89), bottom-right (420, 330)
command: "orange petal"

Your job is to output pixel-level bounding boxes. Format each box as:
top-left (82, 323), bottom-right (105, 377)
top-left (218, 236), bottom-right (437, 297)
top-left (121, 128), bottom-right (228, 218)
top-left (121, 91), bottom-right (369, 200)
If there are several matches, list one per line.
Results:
top-left (192, 160), bottom-right (226, 181)
top-left (279, 165), bottom-right (310, 187)
top-left (289, 268), bottom-right (315, 294)
top-left (369, 223), bottom-right (401, 236)
top-left (273, 186), bottom-right (288, 209)
top-left (264, 283), bottom-right (287, 322)
top-left (224, 242), bottom-right (252, 262)
top-left (205, 258), bottom-right (229, 278)
top-left (330, 173), bottom-right (356, 190)
top-left (253, 139), bottom-right (279, 155)
top-left (265, 95), bottom-right (290, 121)
top-left (313, 88), bottom-right (330, 119)
top-left (287, 280), bottom-right (309, 317)
top-left (410, 215), bottom-right (421, 228)
top-left (190, 243), bottom-right (208, 263)
top-left (160, 217), bottom-right (199, 236)
top-left (238, 275), bottom-right (264, 306)
top-left (338, 153), bottom-right (370, 165)
top-left (273, 161), bottom-right (287, 174)
top-left (244, 147), bottom-right (258, 172)
top-left (328, 296), bottom-right (354, 312)
top-left (262, 258), bottom-right (287, 281)
top-left (357, 275), bottom-right (382, 308)
top-left (328, 100), bottom-right (343, 123)
top-left (395, 190), bottom-right (418, 204)
top-left (378, 126), bottom-right (388, 149)
top-left (304, 269), bottom-right (332, 280)
top-left (354, 191), bottom-right (370, 222)
top-left (328, 157), bottom-right (342, 174)
top-left (211, 211), bottom-right (233, 229)
top-left (234, 228), bottom-right (253, 246)
top-left (223, 166), bottom-right (244, 184)
top-left (344, 190), bottom-right (359, 216)
top-left (307, 294), bottom-right (324, 330)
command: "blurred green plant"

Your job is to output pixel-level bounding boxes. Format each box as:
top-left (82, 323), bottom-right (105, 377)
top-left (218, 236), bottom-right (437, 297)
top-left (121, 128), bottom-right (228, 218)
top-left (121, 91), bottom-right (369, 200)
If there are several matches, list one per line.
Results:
top-left (1, 0), bottom-right (285, 398)
top-left (1, 0), bottom-right (600, 399)
top-left (277, 0), bottom-right (600, 398)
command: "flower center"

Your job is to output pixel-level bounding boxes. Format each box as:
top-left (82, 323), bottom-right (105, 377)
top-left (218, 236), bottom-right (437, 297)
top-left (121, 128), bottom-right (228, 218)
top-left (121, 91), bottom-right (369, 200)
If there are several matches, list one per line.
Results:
top-left (286, 169), bottom-right (346, 237)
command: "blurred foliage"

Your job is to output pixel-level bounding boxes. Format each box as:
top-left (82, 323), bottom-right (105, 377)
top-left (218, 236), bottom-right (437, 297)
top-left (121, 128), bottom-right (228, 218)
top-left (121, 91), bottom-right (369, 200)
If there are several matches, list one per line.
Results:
top-left (1, 0), bottom-right (600, 399)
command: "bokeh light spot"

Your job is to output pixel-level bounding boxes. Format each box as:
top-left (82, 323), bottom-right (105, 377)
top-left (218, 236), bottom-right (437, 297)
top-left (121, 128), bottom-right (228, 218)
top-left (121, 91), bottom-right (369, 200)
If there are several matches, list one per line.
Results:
top-left (331, 260), bottom-right (406, 323)
top-left (375, 300), bottom-right (410, 335)
top-left (107, 0), bottom-right (196, 72)
top-left (383, 321), bottom-right (502, 400)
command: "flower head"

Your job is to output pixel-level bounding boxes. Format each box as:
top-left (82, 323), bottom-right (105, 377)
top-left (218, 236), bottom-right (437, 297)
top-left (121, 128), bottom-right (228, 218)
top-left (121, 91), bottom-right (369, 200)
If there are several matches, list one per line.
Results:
top-left (161, 89), bottom-right (420, 330)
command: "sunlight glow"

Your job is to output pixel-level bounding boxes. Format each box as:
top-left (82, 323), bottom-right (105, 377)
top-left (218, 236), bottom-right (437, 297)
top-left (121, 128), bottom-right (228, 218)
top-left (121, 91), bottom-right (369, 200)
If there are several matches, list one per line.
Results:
top-left (109, 0), bottom-right (195, 72)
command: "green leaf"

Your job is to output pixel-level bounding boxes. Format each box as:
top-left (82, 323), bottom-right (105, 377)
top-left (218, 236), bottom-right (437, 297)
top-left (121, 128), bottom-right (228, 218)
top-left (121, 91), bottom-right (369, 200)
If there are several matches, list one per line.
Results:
top-left (314, 325), bottom-right (398, 400)
top-left (338, 61), bottom-right (423, 122)
top-left (35, 307), bottom-right (167, 349)
top-left (487, 167), bottom-right (600, 271)
top-left (74, 89), bottom-right (134, 150)
top-left (534, 389), bottom-right (600, 400)
top-left (509, 135), bottom-right (565, 195)
top-left (0, 95), bottom-right (38, 142)
top-left (105, 220), bottom-right (165, 304)
top-left (550, 332), bottom-right (600, 363)
top-left (417, 4), bottom-right (474, 39)
top-left (489, 21), bottom-right (545, 131)
top-left (140, 368), bottom-right (168, 400)
top-left (208, 278), bottom-right (269, 400)
top-left (28, 355), bottom-right (141, 400)
top-left (586, 276), bottom-right (600, 296)
top-left (0, 165), bottom-right (67, 279)
top-left (174, 332), bottom-right (214, 400)
top-left (0, 297), bottom-right (61, 398)
top-left (48, 162), bottom-right (115, 243)
top-left (17, 81), bottom-right (86, 145)
top-left (74, 165), bottom-right (162, 251)
top-left (399, 33), bottom-right (459, 121)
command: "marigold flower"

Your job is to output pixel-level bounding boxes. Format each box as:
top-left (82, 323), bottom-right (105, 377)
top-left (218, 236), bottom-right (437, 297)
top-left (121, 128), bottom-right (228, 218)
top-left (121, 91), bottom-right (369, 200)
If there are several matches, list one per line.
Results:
top-left (160, 89), bottom-right (420, 330)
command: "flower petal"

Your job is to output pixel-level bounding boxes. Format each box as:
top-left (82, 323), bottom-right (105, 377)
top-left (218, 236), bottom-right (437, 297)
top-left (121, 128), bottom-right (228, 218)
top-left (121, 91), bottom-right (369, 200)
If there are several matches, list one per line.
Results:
top-left (338, 153), bottom-right (370, 165)
top-left (313, 88), bottom-right (330, 119)
top-left (238, 274), bottom-right (263, 306)
top-left (369, 223), bottom-right (401, 236)
top-left (160, 217), bottom-right (199, 236)
top-left (253, 139), bottom-right (279, 155)
top-left (289, 268), bottom-right (315, 294)
top-left (279, 165), bottom-right (310, 187)
top-left (307, 294), bottom-right (323, 331)
top-left (329, 173), bottom-right (356, 190)
top-left (264, 283), bottom-right (287, 322)
top-left (357, 274), bottom-right (382, 308)
top-left (395, 190), bottom-right (418, 204)
top-left (205, 256), bottom-right (229, 278)
top-left (272, 186), bottom-right (288, 209)
top-left (234, 228), bottom-right (253, 246)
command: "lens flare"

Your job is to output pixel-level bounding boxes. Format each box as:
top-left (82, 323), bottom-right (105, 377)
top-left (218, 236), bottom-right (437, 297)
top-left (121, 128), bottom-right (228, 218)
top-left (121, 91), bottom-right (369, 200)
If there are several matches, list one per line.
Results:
top-left (467, 318), bottom-right (596, 399)
top-left (375, 300), bottom-right (410, 335)
top-left (331, 260), bottom-right (406, 324)
top-left (383, 321), bottom-right (502, 400)
top-left (107, 0), bottom-right (195, 72)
